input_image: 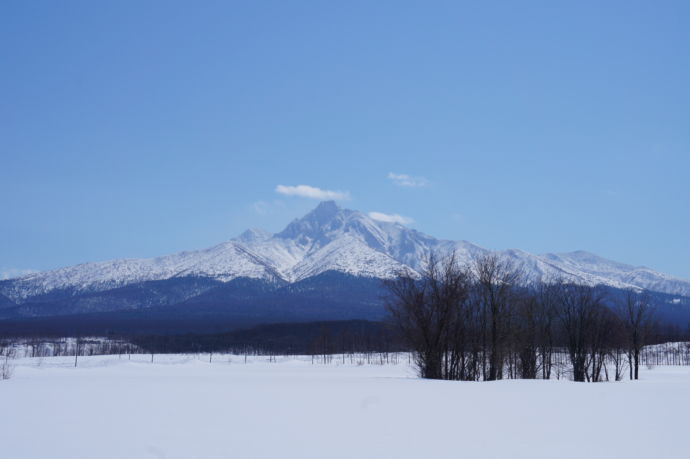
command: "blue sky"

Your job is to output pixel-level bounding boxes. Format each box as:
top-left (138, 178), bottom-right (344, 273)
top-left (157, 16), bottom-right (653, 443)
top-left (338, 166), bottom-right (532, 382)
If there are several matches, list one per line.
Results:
top-left (1, 1), bottom-right (689, 279)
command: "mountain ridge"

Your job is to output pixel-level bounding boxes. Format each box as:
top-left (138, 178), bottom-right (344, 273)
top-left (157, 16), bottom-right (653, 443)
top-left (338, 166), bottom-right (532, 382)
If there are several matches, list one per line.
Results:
top-left (2, 201), bottom-right (690, 304)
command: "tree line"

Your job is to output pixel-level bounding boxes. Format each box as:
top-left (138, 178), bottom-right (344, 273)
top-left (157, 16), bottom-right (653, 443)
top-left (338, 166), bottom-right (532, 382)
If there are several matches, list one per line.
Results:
top-left (385, 252), bottom-right (660, 382)
top-left (2, 275), bottom-right (688, 378)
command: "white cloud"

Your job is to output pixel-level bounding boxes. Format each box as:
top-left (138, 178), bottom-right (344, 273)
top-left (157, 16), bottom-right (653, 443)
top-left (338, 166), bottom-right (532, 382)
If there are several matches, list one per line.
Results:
top-left (387, 172), bottom-right (429, 187)
top-left (275, 184), bottom-right (350, 200)
top-left (368, 211), bottom-right (414, 225)
top-left (0, 268), bottom-right (37, 280)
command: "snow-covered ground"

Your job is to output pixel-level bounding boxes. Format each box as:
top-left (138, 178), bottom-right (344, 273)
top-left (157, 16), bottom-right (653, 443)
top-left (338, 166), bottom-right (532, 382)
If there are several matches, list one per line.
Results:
top-left (1, 354), bottom-right (689, 459)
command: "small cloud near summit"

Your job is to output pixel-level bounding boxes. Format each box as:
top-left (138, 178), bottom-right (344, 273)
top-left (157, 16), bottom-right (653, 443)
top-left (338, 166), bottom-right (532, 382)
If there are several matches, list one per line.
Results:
top-left (368, 211), bottom-right (414, 225)
top-left (275, 184), bottom-right (350, 200)
top-left (387, 172), bottom-right (429, 187)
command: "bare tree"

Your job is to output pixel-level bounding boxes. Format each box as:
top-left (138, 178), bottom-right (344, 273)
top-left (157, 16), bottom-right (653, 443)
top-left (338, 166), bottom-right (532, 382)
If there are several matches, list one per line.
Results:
top-left (1, 343), bottom-right (15, 380)
top-left (588, 305), bottom-right (618, 382)
top-left (74, 336), bottom-right (80, 368)
top-left (606, 313), bottom-right (628, 381)
top-left (472, 254), bottom-right (522, 381)
top-left (535, 282), bottom-right (559, 379)
top-left (617, 289), bottom-right (655, 380)
top-left (513, 292), bottom-right (540, 379)
top-left (385, 252), bottom-right (471, 380)
top-left (554, 282), bottom-right (607, 382)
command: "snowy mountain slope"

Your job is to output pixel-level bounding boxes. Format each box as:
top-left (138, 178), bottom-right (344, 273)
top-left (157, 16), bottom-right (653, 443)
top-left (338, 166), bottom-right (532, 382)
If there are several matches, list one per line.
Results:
top-left (0, 241), bottom-right (282, 302)
top-left (289, 234), bottom-right (410, 281)
top-left (2, 201), bottom-right (690, 304)
top-left (495, 248), bottom-right (633, 289)
top-left (541, 251), bottom-right (690, 295)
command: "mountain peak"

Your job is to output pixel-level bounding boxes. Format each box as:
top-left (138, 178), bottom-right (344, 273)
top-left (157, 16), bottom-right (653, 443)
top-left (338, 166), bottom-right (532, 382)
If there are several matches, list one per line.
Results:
top-left (314, 200), bottom-right (340, 211)
top-left (276, 200), bottom-right (351, 243)
top-left (235, 228), bottom-right (272, 243)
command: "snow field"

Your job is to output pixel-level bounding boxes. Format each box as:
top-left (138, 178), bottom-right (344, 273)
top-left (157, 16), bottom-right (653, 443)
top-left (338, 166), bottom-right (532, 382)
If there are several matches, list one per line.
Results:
top-left (1, 354), bottom-right (689, 459)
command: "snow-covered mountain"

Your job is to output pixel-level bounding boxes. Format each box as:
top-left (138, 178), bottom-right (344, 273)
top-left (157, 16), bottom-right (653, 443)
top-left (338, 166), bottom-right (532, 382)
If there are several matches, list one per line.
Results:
top-left (2, 200), bottom-right (690, 304)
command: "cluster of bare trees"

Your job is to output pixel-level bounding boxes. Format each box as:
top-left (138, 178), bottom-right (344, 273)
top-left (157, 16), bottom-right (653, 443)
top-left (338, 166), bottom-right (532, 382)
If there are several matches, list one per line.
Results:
top-left (1, 345), bottom-right (14, 380)
top-left (640, 342), bottom-right (690, 366)
top-left (386, 253), bottom-right (657, 382)
top-left (0, 337), bottom-right (137, 361)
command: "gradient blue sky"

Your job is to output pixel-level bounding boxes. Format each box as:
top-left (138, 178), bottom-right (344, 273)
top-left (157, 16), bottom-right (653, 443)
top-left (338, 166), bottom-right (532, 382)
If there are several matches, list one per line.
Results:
top-left (2, 1), bottom-right (689, 279)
